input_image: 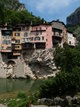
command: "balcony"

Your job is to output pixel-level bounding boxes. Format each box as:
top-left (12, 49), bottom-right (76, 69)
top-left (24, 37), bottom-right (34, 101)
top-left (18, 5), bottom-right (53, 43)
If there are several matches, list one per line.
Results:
top-left (32, 27), bottom-right (46, 32)
top-left (13, 52), bottom-right (21, 56)
top-left (12, 44), bottom-right (21, 50)
top-left (1, 47), bottom-right (12, 52)
top-left (53, 31), bottom-right (63, 38)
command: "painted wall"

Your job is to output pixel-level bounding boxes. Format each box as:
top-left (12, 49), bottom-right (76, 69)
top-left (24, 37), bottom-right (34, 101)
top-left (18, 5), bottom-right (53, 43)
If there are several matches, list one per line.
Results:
top-left (46, 25), bottom-right (53, 49)
top-left (67, 32), bottom-right (76, 46)
top-left (31, 25), bottom-right (53, 49)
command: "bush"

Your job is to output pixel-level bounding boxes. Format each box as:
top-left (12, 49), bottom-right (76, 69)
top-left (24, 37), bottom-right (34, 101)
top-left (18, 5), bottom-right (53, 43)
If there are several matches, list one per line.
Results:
top-left (39, 44), bottom-right (80, 98)
top-left (17, 92), bottom-right (26, 99)
top-left (39, 69), bottom-right (80, 98)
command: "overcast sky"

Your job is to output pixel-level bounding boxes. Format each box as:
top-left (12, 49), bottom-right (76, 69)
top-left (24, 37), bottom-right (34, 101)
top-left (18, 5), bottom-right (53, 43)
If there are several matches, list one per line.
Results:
top-left (19, 0), bottom-right (80, 24)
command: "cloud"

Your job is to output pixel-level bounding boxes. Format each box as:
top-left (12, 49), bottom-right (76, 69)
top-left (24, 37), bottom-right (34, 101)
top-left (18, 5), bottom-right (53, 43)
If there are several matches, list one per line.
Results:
top-left (25, 0), bottom-right (78, 14)
top-left (19, 0), bottom-right (79, 22)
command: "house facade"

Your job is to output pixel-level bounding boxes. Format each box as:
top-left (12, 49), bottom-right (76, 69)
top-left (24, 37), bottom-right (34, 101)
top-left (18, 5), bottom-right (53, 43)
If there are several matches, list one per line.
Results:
top-left (1, 29), bottom-right (12, 53)
top-left (0, 23), bottom-right (76, 56)
top-left (51, 20), bottom-right (67, 48)
top-left (20, 25), bottom-right (34, 50)
top-left (12, 27), bottom-right (21, 56)
top-left (67, 32), bottom-right (76, 47)
top-left (30, 24), bottom-right (53, 49)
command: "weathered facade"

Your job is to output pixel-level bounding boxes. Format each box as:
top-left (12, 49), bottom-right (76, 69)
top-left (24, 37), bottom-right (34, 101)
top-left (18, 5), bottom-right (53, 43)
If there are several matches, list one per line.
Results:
top-left (67, 32), bottom-right (76, 47)
top-left (51, 20), bottom-right (67, 48)
top-left (30, 24), bottom-right (53, 49)
top-left (12, 27), bottom-right (21, 56)
top-left (0, 23), bottom-right (76, 79)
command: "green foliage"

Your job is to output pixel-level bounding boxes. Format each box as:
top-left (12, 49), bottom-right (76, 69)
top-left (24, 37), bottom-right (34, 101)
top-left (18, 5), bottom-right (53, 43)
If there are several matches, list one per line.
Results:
top-left (8, 92), bottom-right (38, 107)
top-left (8, 99), bottom-right (27, 107)
top-left (54, 45), bottom-right (80, 72)
top-left (67, 24), bottom-right (80, 42)
top-left (0, 0), bottom-right (46, 25)
top-left (39, 70), bottom-right (80, 98)
top-left (17, 92), bottom-right (26, 99)
top-left (8, 100), bottom-right (17, 107)
top-left (39, 45), bottom-right (80, 98)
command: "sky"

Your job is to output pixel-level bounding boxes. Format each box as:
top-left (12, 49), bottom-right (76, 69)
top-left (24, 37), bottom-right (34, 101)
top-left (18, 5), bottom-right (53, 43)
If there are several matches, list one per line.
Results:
top-left (19, 0), bottom-right (80, 24)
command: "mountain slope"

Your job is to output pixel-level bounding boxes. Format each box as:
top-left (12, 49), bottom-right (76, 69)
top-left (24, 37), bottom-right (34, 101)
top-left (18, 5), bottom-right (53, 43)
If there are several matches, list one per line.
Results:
top-left (0, 0), bottom-right (45, 25)
top-left (0, 0), bottom-right (26, 11)
top-left (67, 7), bottom-right (80, 25)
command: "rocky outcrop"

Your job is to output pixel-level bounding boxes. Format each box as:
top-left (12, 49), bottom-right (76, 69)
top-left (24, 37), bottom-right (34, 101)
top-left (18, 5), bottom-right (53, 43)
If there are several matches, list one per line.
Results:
top-left (0, 0), bottom-right (26, 11)
top-left (23, 49), bottom-right (58, 79)
top-left (37, 96), bottom-right (80, 106)
top-left (67, 7), bottom-right (80, 25)
top-left (0, 49), bottom-right (58, 79)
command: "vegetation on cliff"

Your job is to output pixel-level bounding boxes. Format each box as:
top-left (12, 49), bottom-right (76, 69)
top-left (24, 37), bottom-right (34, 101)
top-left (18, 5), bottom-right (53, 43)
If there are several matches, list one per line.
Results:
top-left (67, 7), bottom-right (80, 25)
top-left (39, 45), bottom-right (80, 98)
top-left (67, 24), bottom-right (80, 42)
top-left (0, 0), bottom-right (46, 25)
top-left (67, 7), bottom-right (80, 42)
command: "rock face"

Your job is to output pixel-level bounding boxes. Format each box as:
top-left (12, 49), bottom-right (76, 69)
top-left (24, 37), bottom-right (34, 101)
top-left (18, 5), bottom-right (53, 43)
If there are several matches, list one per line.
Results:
top-left (0, 0), bottom-right (26, 11)
top-left (0, 49), bottom-right (58, 79)
top-left (67, 7), bottom-right (80, 25)
top-left (37, 96), bottom-right (80, 106)
top-left (23, 49), bottom-right (57, 79)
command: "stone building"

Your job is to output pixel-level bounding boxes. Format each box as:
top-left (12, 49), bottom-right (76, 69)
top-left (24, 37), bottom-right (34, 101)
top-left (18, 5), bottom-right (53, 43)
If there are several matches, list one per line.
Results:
top-left (51, 20), bottom-right (67, 48)
top-left (67, 32), bottom-right (76, 47)
top-left (29, 24), bottom-right (53, 49)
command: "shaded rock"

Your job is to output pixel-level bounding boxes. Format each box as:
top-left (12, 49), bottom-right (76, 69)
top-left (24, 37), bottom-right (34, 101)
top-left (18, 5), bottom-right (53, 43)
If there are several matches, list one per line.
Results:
top-left (38, 98), bottom-right (53, 105)
top-left (67, 7), bottom-right (80, 25)
top-left (65, 96), bottom-right (72, 106)
top-left (54, 97), bottom-right (64, 106)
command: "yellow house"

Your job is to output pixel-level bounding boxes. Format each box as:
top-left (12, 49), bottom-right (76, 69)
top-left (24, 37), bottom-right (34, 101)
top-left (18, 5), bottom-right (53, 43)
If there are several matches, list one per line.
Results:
top-left (12, 27), bottom-right (22, 56)
top-left (1, 30), bottom-right (12, 53)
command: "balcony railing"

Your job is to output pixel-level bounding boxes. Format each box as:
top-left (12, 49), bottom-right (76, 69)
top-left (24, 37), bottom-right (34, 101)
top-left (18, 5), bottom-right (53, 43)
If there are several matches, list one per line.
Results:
top-left (53, 34), bottom-right (63, 38)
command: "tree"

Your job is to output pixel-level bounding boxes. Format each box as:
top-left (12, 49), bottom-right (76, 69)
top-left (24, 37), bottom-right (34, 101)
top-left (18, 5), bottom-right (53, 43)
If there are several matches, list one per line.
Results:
top-left (54, 45), bottom-right (80, 72)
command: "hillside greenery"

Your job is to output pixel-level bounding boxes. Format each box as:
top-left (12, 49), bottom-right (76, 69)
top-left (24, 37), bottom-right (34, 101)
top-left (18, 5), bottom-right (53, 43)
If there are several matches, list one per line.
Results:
top-left (0, 0), bottom-right (46, 25)
top-left (39, 45), bottom-right (80, 98)
top-left (67, 24), bottom-right (80, 42)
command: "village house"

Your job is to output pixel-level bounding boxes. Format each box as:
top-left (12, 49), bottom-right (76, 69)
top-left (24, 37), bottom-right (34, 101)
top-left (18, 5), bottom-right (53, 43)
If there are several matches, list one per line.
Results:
top-left (67, 31), bottom-right (76, 47)
top-left (20, 25), bottom-right (34, 50)
top-left (1, 29), bottom-right (12, 53)
top-left (51, 20), bottom-right (67, 48)
top-left (25, 24), bottom-right (53, 49)
top-left (12, 27), bottom-right (22, 56)
top-left (0, 22), bottom-right (76, 57)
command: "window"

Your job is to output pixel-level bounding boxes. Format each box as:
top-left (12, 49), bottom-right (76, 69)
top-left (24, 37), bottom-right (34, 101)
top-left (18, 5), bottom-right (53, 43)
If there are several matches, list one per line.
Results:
top-left (15, 33), bottom-right (20, 36)
top-left (25, 38), bottom-right (27, 42)
top-left (24, 32), bottom-right (28, 37)
top-left (36, 27), bottom-right (38, 30)
top-left (46, 39), bottom-right (48, 41)
top-left (22, 27), bottom-right (25, 31)
top-left (7, 47), bottom-right (11, 50)
top-left (15, 46), bottom-right (20, 48)
top-left (42, 37), bottom-right (44, 40)
top-left (31, 37), bottom-right (33, 41)
top-left (22, 38), bottom-right (25, 42)
top-left (16, 40), bottom-right (20, 44)
top-left (36, 32), bottom-right (39, 35)
top-left (69, 41), bottom-right (71, 45)
top-left (40, 27), bottom-right (42, 30)
top-left (2, 30), bottom-right (12, 36)
top-left (40, 31), bottom-right (42, 35)
top-left (3, 40), bottom-right (11, 44)
top-left (35, 37), bottom-right (40, 41)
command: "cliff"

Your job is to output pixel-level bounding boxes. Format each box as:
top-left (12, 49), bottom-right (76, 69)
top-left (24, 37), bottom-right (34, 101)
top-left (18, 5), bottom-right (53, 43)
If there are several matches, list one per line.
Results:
top-left (67, 7), bottom-right (80, 25)
top-left (0, 0), bottom-right (45, 26)
top-left (0, 0), bottom-right (26, 11)
top-left (0, 49), bottom-right (58, 79)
